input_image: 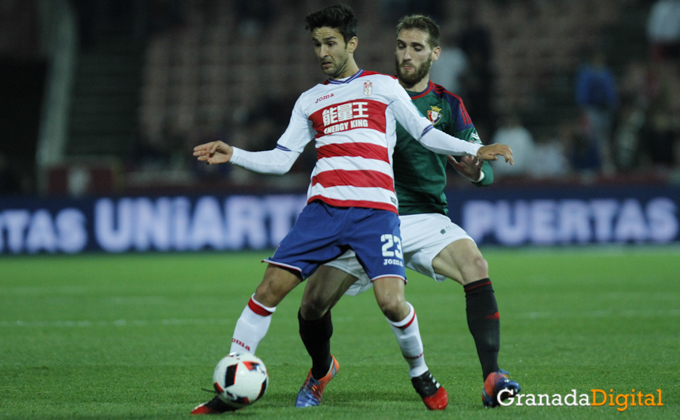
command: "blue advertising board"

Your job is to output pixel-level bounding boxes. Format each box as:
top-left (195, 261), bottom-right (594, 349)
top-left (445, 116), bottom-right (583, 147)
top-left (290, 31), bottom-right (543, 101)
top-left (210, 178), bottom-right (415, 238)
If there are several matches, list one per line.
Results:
top-left (0, 185), bottom-right (678, 255)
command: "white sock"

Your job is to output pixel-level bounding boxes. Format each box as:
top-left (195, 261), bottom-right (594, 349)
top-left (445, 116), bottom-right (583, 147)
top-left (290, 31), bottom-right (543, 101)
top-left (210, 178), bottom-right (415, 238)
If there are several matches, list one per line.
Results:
top-left (229, 294), bottom-right (276, 354)
top-left (387, 302), bottom-right (428, 378)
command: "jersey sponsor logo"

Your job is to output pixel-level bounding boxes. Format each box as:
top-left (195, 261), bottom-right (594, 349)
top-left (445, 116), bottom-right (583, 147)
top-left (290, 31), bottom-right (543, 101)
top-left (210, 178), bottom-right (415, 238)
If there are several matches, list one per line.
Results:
top-left (427, 106), bottom-right (442, 125)
top-left (309, 99), bottom-right (388, 138)
top-left (364, 81), bottom-right (372, 96)
top-left (315, 93), bottom-right (334, 103)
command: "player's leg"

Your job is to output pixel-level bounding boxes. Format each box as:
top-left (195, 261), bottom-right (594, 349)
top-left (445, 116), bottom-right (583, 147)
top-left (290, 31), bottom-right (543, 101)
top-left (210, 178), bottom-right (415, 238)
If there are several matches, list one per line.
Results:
top-left (229, 264), bottom-right (302, 354)
top-left (192, 264), bottom-right (302, 414)
top-left (431, 239), bottom-right (500, 379)
top-left (431, 238), bottom-right (520, 407)
top-left (295, 265), bottom-right (357, 408)
top-left (372, 276), bottom-right (448, 410)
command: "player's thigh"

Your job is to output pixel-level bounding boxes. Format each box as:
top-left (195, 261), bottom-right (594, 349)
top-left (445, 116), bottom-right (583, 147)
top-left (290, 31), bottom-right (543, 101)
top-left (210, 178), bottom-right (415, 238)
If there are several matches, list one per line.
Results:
top-left (254, 264), bottom-right (304, 307)
top-left (400, 213), bottom-right (473, 283)
top-left (346, 209), bottom-right (406, 281)
top-left (431, 238), bottom-right (488, 285)
top-left (324, 249), bottom-right (373, 296)
top-left (302, 265), bottom-right (358, 320)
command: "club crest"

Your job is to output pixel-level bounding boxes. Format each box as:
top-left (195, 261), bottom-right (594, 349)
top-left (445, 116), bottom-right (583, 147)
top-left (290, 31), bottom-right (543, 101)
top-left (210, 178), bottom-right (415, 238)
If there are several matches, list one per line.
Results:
top-left (363, 81), bottom-right (372, 96)
top-left (428, 106), bottom-right (442, 125)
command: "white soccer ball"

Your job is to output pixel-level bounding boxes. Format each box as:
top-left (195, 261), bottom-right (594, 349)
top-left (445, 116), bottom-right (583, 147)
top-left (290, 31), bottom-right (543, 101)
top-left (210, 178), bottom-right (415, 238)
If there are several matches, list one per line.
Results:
top-left (212, 352), bottom-right (269, 408)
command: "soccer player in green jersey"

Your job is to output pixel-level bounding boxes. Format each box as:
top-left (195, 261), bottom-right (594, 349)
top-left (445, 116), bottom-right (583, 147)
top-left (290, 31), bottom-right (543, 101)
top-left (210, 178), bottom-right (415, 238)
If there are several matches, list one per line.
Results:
top-left (297, 15), bottom-right (521, 408)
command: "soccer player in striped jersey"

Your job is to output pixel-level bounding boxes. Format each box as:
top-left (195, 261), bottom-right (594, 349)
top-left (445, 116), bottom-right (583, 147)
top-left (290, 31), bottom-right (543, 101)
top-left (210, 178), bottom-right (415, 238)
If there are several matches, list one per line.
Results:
top-left (298, 15), bottom-right (522, 409)
top-left (190, 5), bottom-right (513, 414)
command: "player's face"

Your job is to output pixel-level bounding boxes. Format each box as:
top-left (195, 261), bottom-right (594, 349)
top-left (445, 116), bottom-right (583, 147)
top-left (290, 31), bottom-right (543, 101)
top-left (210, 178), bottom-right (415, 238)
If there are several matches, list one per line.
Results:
top-left (312, 27), bottom-right (356, 79)
top-left (395, 29), bottom-right (439, 87)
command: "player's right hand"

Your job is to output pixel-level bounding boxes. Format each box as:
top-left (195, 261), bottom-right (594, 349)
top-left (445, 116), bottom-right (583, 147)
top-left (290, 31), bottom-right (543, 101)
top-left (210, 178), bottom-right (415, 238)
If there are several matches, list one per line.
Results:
top-left (477, 144), bottom-right (514, 165)
top-left (193, 141), bottom-right (234, 165)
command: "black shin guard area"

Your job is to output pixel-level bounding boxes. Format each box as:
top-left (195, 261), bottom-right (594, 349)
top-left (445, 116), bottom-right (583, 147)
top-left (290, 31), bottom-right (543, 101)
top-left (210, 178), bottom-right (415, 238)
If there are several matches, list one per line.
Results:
top-left (464, 279), bottom-right (500, 379)
top-left (298, 310), bottom-right (334, 380)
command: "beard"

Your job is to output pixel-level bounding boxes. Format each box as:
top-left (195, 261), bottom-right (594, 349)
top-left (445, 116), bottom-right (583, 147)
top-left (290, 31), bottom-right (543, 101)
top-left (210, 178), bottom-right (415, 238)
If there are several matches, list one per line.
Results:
top-left (395, 56), bottom-right (432, 87)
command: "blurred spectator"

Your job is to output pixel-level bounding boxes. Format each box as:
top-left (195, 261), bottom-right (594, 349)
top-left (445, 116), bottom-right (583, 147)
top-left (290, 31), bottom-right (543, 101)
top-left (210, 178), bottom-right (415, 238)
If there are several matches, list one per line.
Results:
top-left (639, 110), bottom-right (679, 168)
top-left (529, 131), bottom-right (570, 179)
top-left (569, 117), bottom-right (602, 172)
top-left (491, 114), bottom-right (536, 176)
top-left (614, 104), bottom-right (646, 171)
top-left (646, 0), bottom-right (680, 61)
top-left (235, 0), bottom-right (275, 37)
top-left (429, 33), bottom-right (469, 96)
top-left (575, 48), bottom-right (618, 172)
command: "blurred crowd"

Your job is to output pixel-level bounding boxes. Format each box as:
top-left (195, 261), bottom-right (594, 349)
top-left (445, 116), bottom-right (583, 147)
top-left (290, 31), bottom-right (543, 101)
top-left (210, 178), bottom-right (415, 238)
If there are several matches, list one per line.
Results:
top-left (1, 0), bottom-right (680, 195)
top-left (131, 0), bottom-right (680, 190)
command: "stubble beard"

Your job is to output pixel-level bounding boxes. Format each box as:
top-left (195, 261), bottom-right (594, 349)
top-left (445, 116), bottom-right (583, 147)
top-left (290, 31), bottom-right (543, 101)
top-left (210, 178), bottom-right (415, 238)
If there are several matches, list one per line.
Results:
top-left (395, 56), bottom-right (432, 88)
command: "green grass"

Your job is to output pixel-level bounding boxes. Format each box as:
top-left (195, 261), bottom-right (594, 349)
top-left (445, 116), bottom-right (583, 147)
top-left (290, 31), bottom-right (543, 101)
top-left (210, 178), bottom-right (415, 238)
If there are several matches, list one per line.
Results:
top-left (0, 247), bottom-right (678, 419)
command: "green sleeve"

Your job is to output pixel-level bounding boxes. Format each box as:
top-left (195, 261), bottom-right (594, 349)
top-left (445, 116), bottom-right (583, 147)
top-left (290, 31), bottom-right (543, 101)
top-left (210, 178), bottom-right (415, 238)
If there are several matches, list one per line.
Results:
top-left (474, 161), bottom-right (494, 187)
top-left (453, 127), bottom-right (493, 187)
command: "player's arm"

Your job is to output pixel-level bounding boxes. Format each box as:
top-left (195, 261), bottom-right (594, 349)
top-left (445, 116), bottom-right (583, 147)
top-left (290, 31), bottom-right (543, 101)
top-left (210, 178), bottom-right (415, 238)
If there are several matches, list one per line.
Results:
top-left (193, 99), bottom-right (312, 175)
top-left (446, 106), bottom-right (494, 186)
top-left (389, 81), bottom-right (513, 163)
top-left (447, 156), bottom-right (493, 186)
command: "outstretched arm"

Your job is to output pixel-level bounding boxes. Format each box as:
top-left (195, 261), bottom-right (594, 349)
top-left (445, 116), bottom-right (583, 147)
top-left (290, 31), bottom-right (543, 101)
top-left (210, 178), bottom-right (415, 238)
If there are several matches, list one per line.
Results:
top-left (193, 141), bottom-right (233, 165)
top-left (193, 141), bottom-right (302, 175)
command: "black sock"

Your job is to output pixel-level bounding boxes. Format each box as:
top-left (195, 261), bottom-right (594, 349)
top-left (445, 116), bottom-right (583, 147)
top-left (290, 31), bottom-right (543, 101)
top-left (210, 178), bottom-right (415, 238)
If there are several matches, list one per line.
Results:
top-left (464, 278), bottom-right (500, 380)
top-left (298, 309), bottom-right (333, 380)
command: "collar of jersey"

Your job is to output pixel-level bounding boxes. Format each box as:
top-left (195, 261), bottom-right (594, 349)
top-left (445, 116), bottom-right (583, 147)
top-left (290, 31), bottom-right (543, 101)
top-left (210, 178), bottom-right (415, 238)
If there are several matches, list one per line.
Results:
top-left (326, 69), bottom-right (364, 85)
top-left (408, 80), bottom-right (433, 100)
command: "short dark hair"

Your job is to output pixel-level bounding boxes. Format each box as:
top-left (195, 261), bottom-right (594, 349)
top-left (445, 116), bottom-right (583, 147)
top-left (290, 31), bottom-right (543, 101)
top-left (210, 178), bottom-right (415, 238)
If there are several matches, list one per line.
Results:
top-left (304, 4), bottom-right (358, 45)
top-left (396, 15), bottom-right (440, 50)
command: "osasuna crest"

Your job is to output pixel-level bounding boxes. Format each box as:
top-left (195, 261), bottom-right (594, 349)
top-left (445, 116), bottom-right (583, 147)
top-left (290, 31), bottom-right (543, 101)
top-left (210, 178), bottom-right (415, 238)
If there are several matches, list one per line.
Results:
top-left (427, 106), bottom-right (442, 125)
top-left (364, 81), bottom-right (372, 96)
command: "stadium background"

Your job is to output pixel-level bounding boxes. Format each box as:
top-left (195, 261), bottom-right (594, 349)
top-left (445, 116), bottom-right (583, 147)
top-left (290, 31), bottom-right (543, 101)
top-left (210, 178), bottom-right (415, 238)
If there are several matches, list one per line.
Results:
top-left (0, 0), bottom-right (678, 418)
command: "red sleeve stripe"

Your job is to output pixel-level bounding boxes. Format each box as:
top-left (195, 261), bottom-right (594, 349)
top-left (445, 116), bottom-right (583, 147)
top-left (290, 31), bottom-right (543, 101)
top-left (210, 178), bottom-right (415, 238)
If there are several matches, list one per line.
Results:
top-left (317, 142), bottom-right (390, 163)
top-left (307, 196), bottom-right (398, 214)
top-left (247, 297), bottom-right (275, 316)
top-left (312, 169), bottom-right (395, 191)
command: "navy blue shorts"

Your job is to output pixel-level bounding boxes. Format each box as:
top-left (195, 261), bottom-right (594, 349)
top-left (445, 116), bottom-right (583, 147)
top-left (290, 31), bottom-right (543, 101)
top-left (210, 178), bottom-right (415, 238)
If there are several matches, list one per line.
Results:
top-left (265, 200), bottom-right (406, 281)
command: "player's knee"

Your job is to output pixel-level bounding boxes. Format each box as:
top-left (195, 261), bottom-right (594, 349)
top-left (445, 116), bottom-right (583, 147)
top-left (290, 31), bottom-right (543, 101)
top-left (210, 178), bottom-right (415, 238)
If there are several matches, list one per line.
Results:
top-left (377, 296), bottom-right (407, 322)
top-left (299, 298), bottom-right (327, 321)
top-left (461, 254), bottom-right (489, 284)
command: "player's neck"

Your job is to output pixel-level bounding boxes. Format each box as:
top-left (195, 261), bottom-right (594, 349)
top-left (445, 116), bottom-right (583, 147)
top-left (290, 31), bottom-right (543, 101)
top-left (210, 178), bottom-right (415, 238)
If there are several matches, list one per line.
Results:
top-left (331, 59), bottom-right (360, 80)
top-left (400, 75), bottom-right (430, 94)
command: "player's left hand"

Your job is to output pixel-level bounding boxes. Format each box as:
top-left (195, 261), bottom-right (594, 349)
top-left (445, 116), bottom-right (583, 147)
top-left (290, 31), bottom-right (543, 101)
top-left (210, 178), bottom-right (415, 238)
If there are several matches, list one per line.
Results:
top-left (477, 144), bottom-right (514, 165)
top-left (447, 155), bottom-right (483, 181)
top-left (193, 141), bottom-right (234, 165)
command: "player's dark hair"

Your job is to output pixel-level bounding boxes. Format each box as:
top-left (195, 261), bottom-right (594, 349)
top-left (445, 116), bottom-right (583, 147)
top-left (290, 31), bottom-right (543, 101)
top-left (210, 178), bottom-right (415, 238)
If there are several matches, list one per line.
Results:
top-left (305, 4), bottom-right (358, 45)
top-left (396, 15), bottom-right (440, 49)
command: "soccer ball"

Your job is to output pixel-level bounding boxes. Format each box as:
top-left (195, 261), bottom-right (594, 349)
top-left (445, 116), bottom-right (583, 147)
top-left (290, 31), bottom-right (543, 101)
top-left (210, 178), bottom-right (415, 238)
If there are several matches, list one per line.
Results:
top-left (212, 352), bottom-right (268, 408)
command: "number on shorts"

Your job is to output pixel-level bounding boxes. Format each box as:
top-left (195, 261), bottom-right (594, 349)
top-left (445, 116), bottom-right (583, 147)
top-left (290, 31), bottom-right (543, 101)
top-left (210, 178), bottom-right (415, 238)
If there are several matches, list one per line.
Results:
top-left (381, 234), bottom-right (403, 259)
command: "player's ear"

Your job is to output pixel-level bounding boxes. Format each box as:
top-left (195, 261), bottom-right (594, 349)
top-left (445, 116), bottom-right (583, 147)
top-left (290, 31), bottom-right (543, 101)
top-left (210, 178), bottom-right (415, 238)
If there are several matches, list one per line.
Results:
top-left (431, 46), bottom-right (441, 62)
top-left (347, 36), bottom-right (358, 53)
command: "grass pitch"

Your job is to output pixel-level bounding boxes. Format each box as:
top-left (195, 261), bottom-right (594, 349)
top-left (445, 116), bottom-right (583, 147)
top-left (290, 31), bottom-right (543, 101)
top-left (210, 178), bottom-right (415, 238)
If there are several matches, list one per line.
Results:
top-left (0, 247), bottom-right (678, 419)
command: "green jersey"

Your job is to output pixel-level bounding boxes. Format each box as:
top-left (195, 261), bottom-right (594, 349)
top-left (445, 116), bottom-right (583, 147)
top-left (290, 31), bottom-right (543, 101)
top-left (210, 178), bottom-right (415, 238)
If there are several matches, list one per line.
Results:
top-left (394, 80), bottom-right (493, 215)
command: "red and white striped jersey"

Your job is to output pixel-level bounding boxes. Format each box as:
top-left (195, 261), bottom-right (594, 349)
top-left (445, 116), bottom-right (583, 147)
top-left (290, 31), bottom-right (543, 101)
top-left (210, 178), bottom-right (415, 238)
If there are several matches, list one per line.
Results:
top-left (230, 70), bottom-right (480, 213)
